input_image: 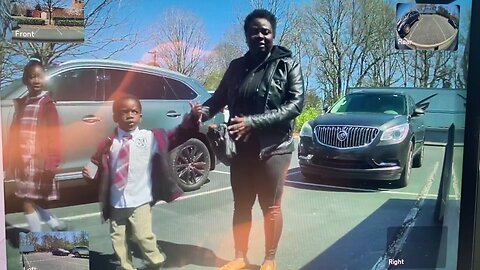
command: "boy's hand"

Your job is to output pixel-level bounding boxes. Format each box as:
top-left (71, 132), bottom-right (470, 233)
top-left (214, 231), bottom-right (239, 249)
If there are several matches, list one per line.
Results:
top-left (82, 166), bottom-right (92, 179)
top-left (189, 102), bottom-right (203, 123)
top-left (82, 161), bottom-right (99, 180)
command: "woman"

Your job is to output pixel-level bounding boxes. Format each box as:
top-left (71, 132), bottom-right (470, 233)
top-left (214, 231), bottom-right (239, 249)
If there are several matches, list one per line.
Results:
top-left (203, 9), bottom-right (304, 270)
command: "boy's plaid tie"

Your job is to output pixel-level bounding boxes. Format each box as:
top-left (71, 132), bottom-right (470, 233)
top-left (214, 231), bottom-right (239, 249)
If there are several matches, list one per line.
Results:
top-left (114, 135), bottom-right (132, 190)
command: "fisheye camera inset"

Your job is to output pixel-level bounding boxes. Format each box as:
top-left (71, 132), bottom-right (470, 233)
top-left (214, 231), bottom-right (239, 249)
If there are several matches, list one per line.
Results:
top-left (395, 3), bottom-right (459, 51)
top-left (9, 0), bottom-right (84, 43)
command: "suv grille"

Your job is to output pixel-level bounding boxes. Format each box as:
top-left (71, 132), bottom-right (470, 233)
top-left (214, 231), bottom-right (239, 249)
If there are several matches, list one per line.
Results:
top-left (314, 126), bottom-right (379, 148)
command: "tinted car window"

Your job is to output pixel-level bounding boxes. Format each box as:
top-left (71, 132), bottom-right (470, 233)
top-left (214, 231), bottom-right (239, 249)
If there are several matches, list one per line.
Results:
top-left (164, 77), bottom-right (198, 100)
top-left (47, 68), bottom-right (99, 101)
top-left (1, 79), bottom-right (24, 99)
top-left (331, 94), bottom-right (406, 114)
top-left (104, 69), bottom-right (176, 100)
top-left (408, 96), bottom-right (415, 114)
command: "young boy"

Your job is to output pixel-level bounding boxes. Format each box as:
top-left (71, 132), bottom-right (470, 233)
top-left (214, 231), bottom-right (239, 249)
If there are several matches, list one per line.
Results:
top-left (83, 94), bottom-right (201, 270)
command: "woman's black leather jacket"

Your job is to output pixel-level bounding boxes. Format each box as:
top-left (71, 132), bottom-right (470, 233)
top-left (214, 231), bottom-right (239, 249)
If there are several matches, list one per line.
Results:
top-left (203, 45), bottom-right (305, 159)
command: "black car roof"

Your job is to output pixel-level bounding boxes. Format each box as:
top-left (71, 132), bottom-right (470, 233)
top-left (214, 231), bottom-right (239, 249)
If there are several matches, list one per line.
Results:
top-left (347, 89), bottom-right (407, 96)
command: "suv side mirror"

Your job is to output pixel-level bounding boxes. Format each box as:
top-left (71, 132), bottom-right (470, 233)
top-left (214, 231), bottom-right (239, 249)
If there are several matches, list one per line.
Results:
top-left (323, 105), bottom-right (330, 113)
top-left (413, 107), bottom-right (425, 116)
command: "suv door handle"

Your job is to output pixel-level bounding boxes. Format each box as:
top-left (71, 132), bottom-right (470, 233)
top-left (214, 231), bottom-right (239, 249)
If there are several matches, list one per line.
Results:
top-left (166, 111), bottom-right (181, 117)
top-left (82, 115), bottom-right (101, 124)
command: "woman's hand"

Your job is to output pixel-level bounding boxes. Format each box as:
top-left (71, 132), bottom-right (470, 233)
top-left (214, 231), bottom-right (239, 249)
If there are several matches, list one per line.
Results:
top-left (228, 116), bottom-right (252, 142)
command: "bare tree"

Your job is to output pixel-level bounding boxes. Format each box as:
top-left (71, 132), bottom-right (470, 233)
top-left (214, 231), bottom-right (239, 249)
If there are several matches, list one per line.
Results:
top-left (1, 0), bottom-right (14, 87)
top-left (456, 7), bottom-right (471, 88)
top-left (9, 0), bottom-right (28, 16)
top-left (36, 0), bottom-right (63, 25)
top-left (301, 0), bottom-right (402, 105)
top-left (301, 0), bottom-right (350, 104)
top-left (407, 50), bottom-right (456, 88)
top-left (353, 1), bottom-right (400, 87)
top-left (202, 44), bottom-right (240, 89)
top-left (200, 26), bottom-right (245, 90)
top-left (150, 8), bottom-right (207, 77)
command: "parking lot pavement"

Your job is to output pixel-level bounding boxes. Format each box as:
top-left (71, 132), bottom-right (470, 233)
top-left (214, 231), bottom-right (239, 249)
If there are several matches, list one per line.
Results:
top-left (22, 252), bottom-right (89, 270)
top-left (4, 145), bottom-right (461, 269)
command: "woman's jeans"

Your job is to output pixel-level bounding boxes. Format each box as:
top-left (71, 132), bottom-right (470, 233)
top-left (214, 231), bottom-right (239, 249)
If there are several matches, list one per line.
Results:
top-left (230, 145), bottom-right (291, 260)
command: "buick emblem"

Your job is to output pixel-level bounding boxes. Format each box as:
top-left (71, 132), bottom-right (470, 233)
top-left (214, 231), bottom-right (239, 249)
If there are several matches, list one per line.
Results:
top-left (337, 129), bottom-right (348, 142)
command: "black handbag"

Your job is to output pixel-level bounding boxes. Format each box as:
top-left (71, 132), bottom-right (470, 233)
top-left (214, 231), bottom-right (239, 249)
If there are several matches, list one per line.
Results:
top-left (206, 123), bottom-right (236, 166)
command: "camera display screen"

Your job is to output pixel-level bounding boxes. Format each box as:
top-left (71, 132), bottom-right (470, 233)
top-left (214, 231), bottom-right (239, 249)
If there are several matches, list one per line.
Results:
top-left (7, 0), bottom-right (85, 43)
top-left (0, 0), bottom-right (476, 269)
top-left (396, 3), bottom-right (460, 51)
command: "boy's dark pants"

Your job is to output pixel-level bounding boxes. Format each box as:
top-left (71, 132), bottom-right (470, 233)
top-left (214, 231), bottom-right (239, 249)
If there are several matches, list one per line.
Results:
top-left (230, 143), bottom-right (291, 260)
top-left (110, 203), bottom-right (165, 270)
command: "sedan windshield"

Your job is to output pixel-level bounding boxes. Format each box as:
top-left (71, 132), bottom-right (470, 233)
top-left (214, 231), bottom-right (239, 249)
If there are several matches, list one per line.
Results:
top-left (330, 94), bottom-right (406, 115)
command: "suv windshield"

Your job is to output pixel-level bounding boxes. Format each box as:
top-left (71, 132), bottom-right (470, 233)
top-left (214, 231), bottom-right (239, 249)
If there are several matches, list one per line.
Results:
top-left (330, 93), bottom-right (406, 115)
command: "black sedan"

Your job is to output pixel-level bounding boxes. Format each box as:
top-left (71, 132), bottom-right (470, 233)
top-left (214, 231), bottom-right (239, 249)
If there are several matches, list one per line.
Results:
top-left (397, 10), bottom-right (420, 38)
top-left (51, 248), bottom-right (70, 256)
top-left (298, 90), bottom-right (426, 187)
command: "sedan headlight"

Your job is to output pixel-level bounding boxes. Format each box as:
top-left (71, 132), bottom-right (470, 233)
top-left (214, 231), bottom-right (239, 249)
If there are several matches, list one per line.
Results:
top-left (380, 123), bottom-right (409, 143)
top-left (300, 122), bottom-right (313, 137)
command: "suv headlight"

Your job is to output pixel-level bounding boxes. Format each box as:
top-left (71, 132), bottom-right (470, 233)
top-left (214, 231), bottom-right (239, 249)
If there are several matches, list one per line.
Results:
top-left (380, 123), bottom-right (409, 143)
top-left (300, 122), bottom-right (313, 137)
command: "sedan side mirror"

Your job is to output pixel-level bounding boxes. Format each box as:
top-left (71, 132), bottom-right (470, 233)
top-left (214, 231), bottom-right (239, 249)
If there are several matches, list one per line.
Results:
top-left (413, 107), bottom-right (425, 116)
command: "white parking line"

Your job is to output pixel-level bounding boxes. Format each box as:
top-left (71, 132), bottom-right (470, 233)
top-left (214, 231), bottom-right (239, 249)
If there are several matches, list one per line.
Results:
top-left (6, 185), bottom-right (232, 230)
top-left (410, 17), bottom-right (422, 37)
top-left (22, 253), bottom-right (32, 268)
top-left (212, 170), bottom-right (230, 175)
top-left (432, 15), bottom-right (447, 40)
top-left (371, 162), bottom-right (440, 270)
top-left (452, 163), bottom-right (461, 201)
top-left (215, 169), bottom-right (447, 198)
top-left (7, 168), bottom-right (449, 230)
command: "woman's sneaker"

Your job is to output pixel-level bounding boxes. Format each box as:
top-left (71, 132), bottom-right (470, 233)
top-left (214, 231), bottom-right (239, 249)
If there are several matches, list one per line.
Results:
top-left (219, 258), bottom-right (248, 270)
top-left (259, 260), bottom-right (276, 270)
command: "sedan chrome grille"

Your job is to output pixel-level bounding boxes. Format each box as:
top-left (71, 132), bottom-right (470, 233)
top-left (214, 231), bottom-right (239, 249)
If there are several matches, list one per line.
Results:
top-left (314, 125), bottom-right (380, 148)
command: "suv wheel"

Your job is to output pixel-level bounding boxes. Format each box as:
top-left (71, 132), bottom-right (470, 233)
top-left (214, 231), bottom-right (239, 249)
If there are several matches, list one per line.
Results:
top-left (170, 138), bottom-right (210, 191)
top-left (74, 252), bottom-right (79, 257)
top-left (412, 145), bottom-right (424, 168)
top-left (398, 141), bottom-right (413, 187)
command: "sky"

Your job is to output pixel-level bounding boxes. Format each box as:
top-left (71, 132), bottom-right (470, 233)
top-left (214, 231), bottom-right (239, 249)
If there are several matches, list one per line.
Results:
top-left (102, 0), bottom-right (253, 63)
top-left (85, 0), bottom-right (471, 64)
top-left (6, 0), bottom-right (474, 65)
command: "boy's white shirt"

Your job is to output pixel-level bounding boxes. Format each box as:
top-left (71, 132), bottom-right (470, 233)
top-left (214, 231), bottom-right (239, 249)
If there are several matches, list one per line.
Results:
top-left (109, 126), bottom-right (158, 208)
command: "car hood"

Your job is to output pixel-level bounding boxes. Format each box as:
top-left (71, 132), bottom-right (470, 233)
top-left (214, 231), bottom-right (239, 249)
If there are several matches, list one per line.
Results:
top-left (311, 112), bottom-right (407, 129)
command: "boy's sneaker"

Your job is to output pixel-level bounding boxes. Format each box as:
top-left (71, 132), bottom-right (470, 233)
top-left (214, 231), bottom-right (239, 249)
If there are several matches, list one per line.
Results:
top-left (51, 220), bottom-right (68, 231)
